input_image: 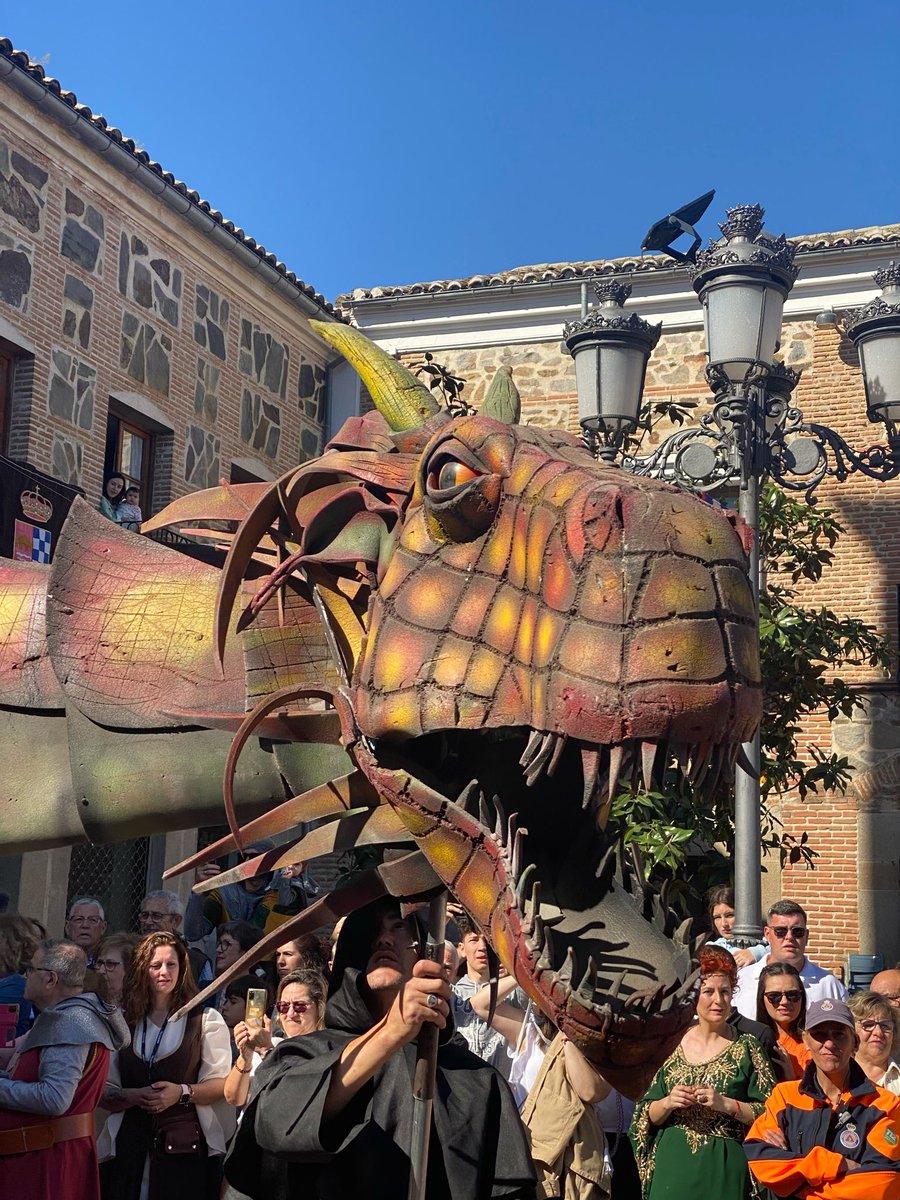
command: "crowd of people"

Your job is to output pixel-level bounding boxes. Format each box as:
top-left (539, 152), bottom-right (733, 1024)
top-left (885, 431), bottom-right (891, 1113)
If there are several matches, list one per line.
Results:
top-left (0, 881), bottom-right (898, 1199)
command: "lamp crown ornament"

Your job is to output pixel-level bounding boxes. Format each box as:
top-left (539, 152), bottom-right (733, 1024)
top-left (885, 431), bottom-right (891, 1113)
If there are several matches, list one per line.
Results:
top-left (594, 279), bottom-right (632, 306)
top-left (719, 203), bottom-right (765, 241)
top-left (874, 261), bottom-right (900, 292)
top-left (563, 279), bottom-right (661, 347)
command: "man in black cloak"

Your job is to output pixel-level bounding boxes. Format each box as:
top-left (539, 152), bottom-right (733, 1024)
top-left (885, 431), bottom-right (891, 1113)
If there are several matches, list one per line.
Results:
top-left (224, 896), bottom-right (536, 1199)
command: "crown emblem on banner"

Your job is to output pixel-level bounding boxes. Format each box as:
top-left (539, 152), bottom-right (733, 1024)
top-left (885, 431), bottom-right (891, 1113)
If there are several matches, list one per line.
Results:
top-left (20, 487), bottom-right (53, 524)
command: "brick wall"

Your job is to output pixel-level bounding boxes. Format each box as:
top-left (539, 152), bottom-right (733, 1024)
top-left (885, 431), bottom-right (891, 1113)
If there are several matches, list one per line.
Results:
top-left (0, 88), bottom-right (331, 514)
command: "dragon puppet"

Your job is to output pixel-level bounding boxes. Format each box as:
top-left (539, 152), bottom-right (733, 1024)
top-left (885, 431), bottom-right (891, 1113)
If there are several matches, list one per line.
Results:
top-left (0, 322), bottom-right (760, 1094)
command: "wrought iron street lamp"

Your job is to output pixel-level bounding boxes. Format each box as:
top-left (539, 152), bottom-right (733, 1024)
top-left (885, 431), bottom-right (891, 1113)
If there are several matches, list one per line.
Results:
top-left (567, 204), bottom-right (900, 945)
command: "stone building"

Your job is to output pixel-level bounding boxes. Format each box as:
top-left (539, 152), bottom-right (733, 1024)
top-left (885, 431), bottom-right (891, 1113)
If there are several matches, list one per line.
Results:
top-left (0, 39), bottom-right (344, 929)
top-left (339, 222), bottom-right (900, 973)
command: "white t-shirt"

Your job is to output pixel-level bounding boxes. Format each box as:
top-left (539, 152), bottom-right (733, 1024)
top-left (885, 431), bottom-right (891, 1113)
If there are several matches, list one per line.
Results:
top-left (734, 954), bottom-right (848, 1019)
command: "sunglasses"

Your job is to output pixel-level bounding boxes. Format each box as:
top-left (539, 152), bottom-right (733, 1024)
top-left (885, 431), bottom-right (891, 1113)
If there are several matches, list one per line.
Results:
top-left (765, 989), bottom-right (802, 1005)
top-left (275, 1000), bottom-right (310, 1016)
top-left (769, 926), bottom-right (807, 939)
top-left (859, 1020), bottom-right (894, 1034)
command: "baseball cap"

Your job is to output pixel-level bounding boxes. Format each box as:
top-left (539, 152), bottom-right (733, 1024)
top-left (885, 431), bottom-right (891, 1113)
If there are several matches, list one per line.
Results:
top-left (804, 998), bottom-right (855, 1032)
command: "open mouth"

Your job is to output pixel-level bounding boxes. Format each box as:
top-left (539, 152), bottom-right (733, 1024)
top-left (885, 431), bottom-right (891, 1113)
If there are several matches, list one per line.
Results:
top-left (371, 726), bottom-right (715, 1041)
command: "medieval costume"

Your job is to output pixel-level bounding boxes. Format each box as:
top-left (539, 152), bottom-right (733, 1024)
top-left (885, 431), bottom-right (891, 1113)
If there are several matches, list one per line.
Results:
top-left (0, 990), bottom-right (128, 1200)
top-left (630, 1033), bottom-right (774, 1200)
top-left (224, 900), bottom-right (536, 1200)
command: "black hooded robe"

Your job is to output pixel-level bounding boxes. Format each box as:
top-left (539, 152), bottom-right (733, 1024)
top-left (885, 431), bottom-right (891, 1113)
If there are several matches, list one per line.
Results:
top-left (224, 967), bottom-right (536, 1200)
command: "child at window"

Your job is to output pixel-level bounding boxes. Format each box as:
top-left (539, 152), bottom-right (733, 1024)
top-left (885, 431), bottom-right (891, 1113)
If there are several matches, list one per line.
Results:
top-left (116, 485), bottom-right (142, 531)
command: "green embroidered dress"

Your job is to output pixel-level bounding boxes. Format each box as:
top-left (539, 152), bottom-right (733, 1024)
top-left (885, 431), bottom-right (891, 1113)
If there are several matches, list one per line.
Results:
top-left (630, 1034), bottom-right (775, 1200)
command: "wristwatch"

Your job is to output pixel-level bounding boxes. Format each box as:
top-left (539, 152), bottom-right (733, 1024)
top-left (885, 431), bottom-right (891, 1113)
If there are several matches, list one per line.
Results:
top-left (179, 1083), bottom-right (194, 1107)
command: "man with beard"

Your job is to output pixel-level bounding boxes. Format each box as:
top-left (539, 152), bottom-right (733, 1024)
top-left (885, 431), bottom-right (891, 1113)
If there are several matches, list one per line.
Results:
top-left (225, 897), bottom-right (536, 1199)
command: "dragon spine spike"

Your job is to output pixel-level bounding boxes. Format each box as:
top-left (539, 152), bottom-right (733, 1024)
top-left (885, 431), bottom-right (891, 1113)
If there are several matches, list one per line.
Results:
top-left (595, 843), bottom-right (617, 891)
top-left (578, 956), bottom-right (599, 997)
top-left (607, 971), bottom-right (626, 1000)
top-left (674, 917), bottom-right (693, 947)
top-left (506, 811), bottom-right (518, 852)
top-left (308, 319), bottom-right (440, 431)
top-left (457, 779), bottom-right (481, 816)
top-left (482, 364), bottom-right (521, 424)
top-left (558, 947), bottom-right (577, 984)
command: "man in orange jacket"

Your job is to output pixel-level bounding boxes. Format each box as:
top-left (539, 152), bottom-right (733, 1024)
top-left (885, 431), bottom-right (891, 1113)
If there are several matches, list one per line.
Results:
top-left (744, 998), bottom-right (900, 1198)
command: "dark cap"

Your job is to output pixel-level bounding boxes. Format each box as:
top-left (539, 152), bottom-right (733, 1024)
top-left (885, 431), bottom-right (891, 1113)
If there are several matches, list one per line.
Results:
top-left (804, 998), bottom-right (855, 1032)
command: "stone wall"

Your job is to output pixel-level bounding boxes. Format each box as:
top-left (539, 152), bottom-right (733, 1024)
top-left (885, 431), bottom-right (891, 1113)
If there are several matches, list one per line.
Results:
top-left (0, 96), bottom-right (331, 512)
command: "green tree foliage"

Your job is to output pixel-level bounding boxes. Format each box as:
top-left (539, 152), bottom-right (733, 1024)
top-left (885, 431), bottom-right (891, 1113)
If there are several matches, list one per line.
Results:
top-left (609, 483), bottom-right (893, 886)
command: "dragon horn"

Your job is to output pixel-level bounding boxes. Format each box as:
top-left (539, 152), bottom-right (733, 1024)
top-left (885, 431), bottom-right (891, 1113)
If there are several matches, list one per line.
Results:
top-left (482, 365), bottom-right (520, 424)
top-left (309, 319), bottom-right (440, 431)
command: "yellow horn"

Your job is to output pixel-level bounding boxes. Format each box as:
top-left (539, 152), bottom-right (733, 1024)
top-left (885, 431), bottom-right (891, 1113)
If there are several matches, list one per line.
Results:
top-left (310, 320), bottom-right (440, 431)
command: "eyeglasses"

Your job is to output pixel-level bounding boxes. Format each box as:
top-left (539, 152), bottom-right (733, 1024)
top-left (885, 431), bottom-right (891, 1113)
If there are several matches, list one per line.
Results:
top-left (25, 965), bottom-right (55, 976)
top-left (769, 926), bottom-right (807, 939)
top-left (764, 990), bottom-right (803, 1005)
top-left (95, 959), bottom-right (123, 971)
top-left (139, 911), bottom-right (170, 922)
top-left (859, 1019), bottom-right (894, 1034)
top-left (68, 916), bottom-right (103, 925)
top-left (275, 1000), bottom-right (310, 1016)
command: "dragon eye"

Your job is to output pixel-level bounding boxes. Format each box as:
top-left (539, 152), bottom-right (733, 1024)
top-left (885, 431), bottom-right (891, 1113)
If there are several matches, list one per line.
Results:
top-left (434, 460), bottom-right (479, 491)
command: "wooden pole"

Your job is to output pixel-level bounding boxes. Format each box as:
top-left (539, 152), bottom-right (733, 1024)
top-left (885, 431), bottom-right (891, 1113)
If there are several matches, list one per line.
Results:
top-left (407, 890), bottom-right (447, 1200)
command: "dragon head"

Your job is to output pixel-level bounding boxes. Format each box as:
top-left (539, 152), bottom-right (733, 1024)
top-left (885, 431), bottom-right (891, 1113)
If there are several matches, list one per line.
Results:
top-left (207, 322), bottom-right (760, 1095)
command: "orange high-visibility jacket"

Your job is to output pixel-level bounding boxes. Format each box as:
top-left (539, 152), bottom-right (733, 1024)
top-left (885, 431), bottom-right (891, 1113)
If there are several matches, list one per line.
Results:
top-left (744, 1061), bottom-right (900, 1199)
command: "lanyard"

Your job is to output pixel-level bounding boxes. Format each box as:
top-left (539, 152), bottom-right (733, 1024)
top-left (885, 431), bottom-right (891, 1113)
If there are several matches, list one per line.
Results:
top-left (140, 1014), bottom-right (170, 1077)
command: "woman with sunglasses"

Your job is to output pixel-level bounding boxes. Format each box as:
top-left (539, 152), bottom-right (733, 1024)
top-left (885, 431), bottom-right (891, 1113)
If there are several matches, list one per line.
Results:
top-left (755, 962), bottom-right (808, 1081)
top-left (848, 990), bottom-right (900, 1096)
top-left (224, 969), bottom-right (326, 1109)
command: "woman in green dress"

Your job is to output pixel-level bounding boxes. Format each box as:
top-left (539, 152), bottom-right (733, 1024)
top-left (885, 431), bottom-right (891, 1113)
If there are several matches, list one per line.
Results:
top-left (630, 945), bottom-right (775, 1199)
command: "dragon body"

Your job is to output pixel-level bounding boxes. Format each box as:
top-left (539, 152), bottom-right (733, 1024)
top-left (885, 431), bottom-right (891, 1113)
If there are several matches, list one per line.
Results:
top-left (0, 323), bottom-right (761, 1092)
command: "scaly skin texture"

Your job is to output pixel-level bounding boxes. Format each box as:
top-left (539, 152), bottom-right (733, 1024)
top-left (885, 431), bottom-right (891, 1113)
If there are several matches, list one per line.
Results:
top-left (0, 323), bottom-right (761, 1093)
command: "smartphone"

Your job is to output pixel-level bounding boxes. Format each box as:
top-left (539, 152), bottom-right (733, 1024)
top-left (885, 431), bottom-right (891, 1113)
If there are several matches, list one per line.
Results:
top-left (245, 988), bottom-right (267, 1029)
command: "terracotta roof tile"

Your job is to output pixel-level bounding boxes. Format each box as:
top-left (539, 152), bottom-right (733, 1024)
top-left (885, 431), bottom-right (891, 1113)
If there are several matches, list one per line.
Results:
top-left (340, 223), bottom-right (900, 307)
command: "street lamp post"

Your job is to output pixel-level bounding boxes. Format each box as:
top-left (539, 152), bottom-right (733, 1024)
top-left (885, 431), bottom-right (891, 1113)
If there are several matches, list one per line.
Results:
top-left (564, 204), bottom-right (900, 946)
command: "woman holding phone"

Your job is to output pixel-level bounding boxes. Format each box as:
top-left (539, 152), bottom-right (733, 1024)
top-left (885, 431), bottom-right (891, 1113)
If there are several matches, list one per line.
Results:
top-left (224, 969), bottom-right (326, 1109)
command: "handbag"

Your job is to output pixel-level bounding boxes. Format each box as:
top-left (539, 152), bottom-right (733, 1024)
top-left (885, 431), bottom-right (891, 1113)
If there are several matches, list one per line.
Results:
top-left (153, 1104), bottom-right (205, 1156)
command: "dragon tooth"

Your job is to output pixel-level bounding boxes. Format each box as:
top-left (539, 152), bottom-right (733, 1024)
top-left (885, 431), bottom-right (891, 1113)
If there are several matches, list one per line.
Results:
top-left (516, 863), bottom-right (537, 906)
top-left (688, 743), bottom-right (713, 785)
top-left (595, 843), bottom-right (617, 891)
top-left (674, 916), bottom-right (693, 947)
top-left (736, 745), bottom-right (759, 779)
top-left (547, 732), bottom-right (567, 778)
top-left (494, 805), bottom-right (506, 849)
top-left (606, 970), bottom-right (626, 1000)
top-left (676, 745), bottom-right (691, 776)
top-left (580, 744), bottom-right (601, 810)
top-left (479, 791), bottom-right (492, 829)
top-left (641, 741), bottom-right (658, 791)
top-left (458, 779), bottom-right (481, 816)
top-left (557, 945), bottom-right (576, 985)
top-left (608, 744), bottom-right (624, 807)
top-left (529, 879), bottom-right (542, 919)
top-left (511, 826), bottom-right (528, 879)
top-left (578, 955), bottom-right (599, 996)
top-left (519, 728), bottom-right (543, 771)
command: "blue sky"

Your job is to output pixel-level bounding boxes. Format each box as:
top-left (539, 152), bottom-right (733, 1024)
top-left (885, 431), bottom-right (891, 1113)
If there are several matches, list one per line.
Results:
top-left (6, 2), bottom-right (899, 302)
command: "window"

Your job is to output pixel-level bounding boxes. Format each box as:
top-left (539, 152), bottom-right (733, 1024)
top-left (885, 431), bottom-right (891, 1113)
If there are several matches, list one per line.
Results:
top-left (105, 412), bottom-right (153, 497)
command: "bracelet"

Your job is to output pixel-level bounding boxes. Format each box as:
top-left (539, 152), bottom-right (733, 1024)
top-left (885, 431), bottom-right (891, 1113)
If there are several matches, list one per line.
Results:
top-left (234, 1062), bottom-right (253, 1074)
